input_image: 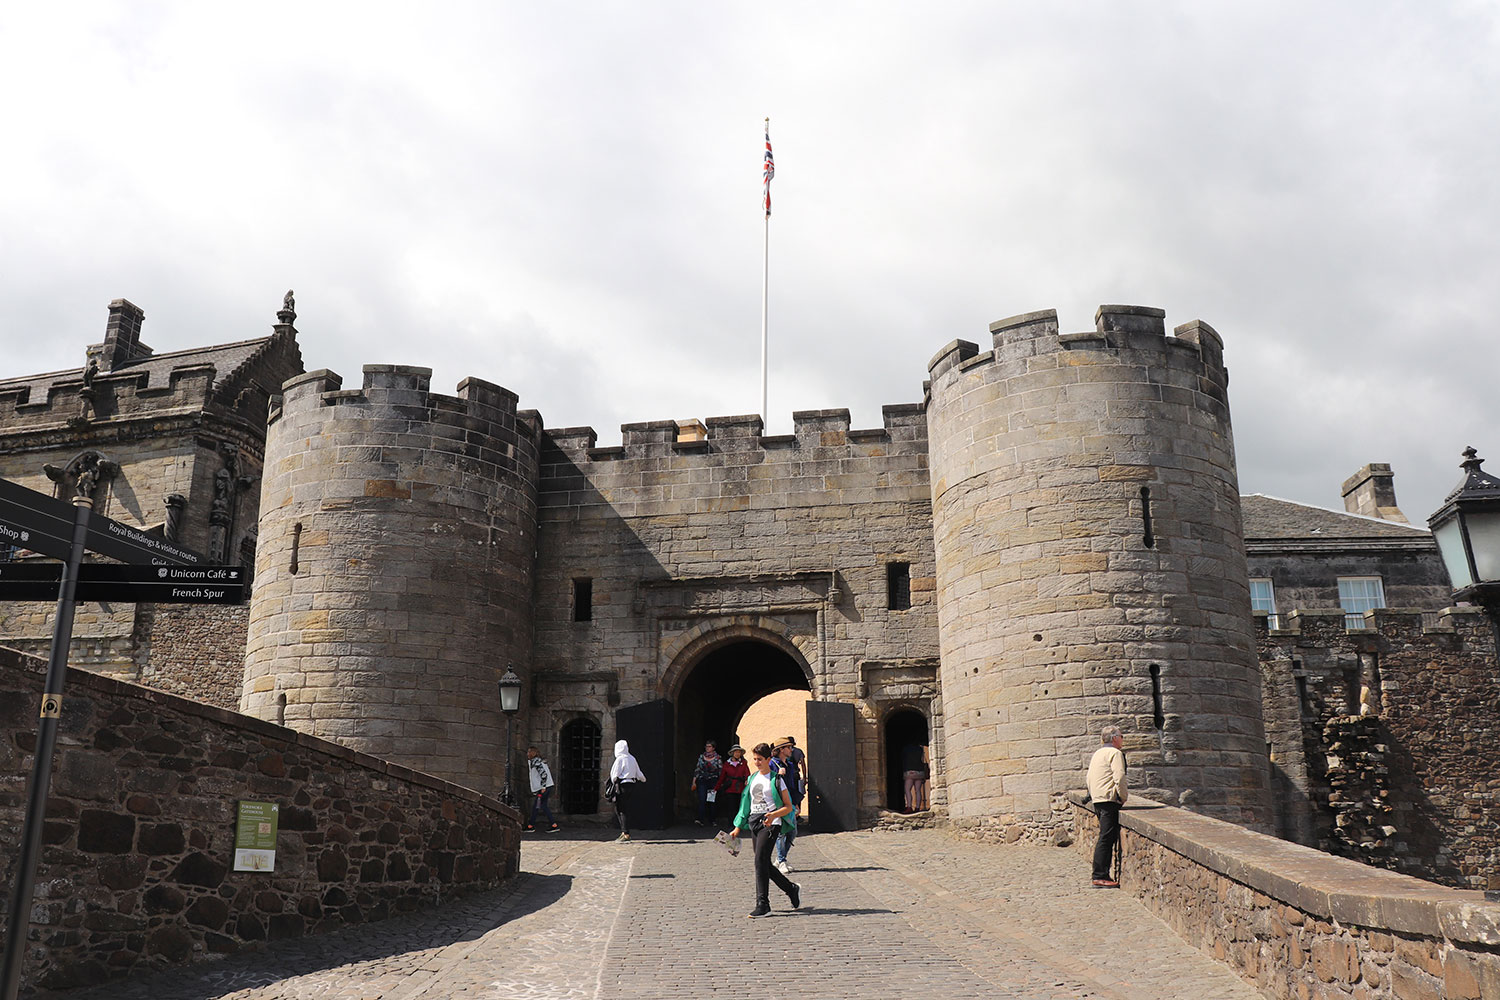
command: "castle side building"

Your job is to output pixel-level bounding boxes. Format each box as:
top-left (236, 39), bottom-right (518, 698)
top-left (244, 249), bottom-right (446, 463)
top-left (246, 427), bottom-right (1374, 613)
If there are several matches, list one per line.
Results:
top-left (0, 298), bottom-right (302, 701)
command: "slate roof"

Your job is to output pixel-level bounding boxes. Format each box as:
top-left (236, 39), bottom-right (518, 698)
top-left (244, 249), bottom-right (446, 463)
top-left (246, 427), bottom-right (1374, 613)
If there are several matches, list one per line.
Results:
top-left (1240, 494), bottom-right (1431, 542)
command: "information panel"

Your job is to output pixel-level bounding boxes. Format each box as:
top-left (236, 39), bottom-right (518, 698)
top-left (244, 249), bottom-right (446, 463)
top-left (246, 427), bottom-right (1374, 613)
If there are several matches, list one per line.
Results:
top-left (233, 801), bottom-right (279, 872)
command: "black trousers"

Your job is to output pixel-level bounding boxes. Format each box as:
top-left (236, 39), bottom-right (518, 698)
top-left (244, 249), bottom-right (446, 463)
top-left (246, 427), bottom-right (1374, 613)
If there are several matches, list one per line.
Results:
top-left (614, 782), bottom-right (633, 834)
top-left (1092, 801), bottom-right (1121, 880)
top-left (750, 816), bottom-right (797, 906)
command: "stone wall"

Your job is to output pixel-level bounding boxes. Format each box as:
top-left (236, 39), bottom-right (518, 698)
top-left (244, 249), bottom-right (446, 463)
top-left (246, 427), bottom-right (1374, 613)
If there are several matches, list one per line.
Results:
top-left (133, 604), bottom-right (250, 709)
top-left (1071, 795), bottom-right (1500, 1000)
top-left (1258, 607), bottom-right (1500, 889)
top-left (0, 604), bottom-right (248, 711)
top-left (925, 305), bottom-right (1272, 834)
top-left (535, 405), bottom-right (939, 820)
top-left (0, 645), bottom-right (519, 995)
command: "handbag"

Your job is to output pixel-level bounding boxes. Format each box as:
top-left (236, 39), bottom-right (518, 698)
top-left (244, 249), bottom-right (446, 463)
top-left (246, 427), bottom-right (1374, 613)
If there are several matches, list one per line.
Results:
top-left (706, 789), bottom-right (718, 803)
top-left (603, 777), bottom-right (619, 802)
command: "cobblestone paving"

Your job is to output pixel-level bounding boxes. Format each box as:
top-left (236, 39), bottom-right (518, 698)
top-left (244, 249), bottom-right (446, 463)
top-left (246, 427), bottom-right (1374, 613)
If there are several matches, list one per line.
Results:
top-left (48, 827), bottom-right (1262, 1000)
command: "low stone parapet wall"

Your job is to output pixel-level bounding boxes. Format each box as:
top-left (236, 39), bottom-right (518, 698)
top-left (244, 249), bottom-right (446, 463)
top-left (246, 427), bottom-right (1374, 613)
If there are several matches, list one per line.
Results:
top-left (1069, 792), bottom-right (1500, 999)
top-left (0, 646), bottom-right (520, 994)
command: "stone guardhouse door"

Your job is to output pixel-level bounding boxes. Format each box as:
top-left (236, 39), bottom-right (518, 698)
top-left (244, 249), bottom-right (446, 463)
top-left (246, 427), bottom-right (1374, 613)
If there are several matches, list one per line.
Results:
top-left (615, 699), bottom-right (673, 830)
top-left (806, 700), bottom-right (857, 832)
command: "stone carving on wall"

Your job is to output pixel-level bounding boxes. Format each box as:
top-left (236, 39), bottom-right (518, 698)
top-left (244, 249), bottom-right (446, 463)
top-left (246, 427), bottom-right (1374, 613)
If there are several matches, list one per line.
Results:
top-left (163, 493), bottom-right (186, 542)
top-left (42, 450), bottom-right (118, 503)
top-left (209, 445), bottom-right (258, 562)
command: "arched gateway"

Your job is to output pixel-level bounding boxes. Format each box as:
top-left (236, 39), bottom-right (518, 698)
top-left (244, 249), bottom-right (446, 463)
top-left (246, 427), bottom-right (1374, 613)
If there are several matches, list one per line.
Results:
top-left (616, 621), bottom-right (857, 829)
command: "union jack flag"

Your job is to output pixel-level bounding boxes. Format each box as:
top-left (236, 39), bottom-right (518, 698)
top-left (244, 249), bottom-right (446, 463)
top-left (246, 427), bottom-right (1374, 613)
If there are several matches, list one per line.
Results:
top-left (763, 123), bottom-right (775, 218)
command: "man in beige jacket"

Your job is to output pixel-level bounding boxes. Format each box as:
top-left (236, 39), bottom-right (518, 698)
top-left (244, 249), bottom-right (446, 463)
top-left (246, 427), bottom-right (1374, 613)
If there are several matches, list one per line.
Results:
top-left (1087, 725), bottom-right (1128, 888)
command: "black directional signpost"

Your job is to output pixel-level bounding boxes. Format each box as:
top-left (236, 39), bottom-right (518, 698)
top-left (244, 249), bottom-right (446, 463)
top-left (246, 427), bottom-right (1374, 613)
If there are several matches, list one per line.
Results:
top-left (0, 563), bottom-right (245, 604)
top-left (0, 479), bottom-right (233, 1000)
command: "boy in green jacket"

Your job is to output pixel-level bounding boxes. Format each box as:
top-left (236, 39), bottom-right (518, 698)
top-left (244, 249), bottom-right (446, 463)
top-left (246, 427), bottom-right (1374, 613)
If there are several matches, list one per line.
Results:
top-left (730, 742), bottom-right (802, 917)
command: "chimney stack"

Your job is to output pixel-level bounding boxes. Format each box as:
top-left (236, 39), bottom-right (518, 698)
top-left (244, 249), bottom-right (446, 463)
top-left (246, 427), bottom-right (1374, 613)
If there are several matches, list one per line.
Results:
top-left (1341, 463), bottom-right (1408, 523)
top-left (90, 299), bottom-right (152, 371)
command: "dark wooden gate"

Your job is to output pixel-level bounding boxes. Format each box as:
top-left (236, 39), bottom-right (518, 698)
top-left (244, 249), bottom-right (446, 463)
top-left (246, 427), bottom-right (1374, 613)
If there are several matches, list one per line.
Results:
top-left (615, 698), bottom-right (674, 829)
top-left (806, 699), bottom-right (857, 832)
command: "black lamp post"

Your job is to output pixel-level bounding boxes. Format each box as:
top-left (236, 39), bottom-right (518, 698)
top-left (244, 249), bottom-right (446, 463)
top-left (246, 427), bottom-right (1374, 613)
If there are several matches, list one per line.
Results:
top-left (498, 665), bottom-right (522, 806)
top-left (1428, 447), bottom-right (1500, 632)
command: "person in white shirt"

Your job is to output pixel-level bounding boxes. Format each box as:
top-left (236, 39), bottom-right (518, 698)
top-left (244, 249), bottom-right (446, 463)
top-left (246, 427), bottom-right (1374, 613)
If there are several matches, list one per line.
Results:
top-left (609, 739), bottom-right (646, 842)
top-left (526, 746), bottom-right (560, 833)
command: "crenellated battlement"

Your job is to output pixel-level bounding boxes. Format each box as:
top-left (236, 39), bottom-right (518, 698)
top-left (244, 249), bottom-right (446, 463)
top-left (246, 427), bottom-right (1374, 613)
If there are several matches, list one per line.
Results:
top-left (0, 364), bottom-right (217, 428)
top-left (926, 304), bottom-right (1229, 399)
top-left (1255, 605), bottom-right (1491, 648)
top-left (540, 401), bottom-right (927, 465)
top-left (273, 364), bottom-right (530, 434)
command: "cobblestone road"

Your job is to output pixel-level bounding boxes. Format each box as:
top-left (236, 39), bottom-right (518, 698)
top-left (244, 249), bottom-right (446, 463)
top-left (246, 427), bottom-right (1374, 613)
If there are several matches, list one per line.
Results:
top-left (52, 827), bottom-right (1261, 1000)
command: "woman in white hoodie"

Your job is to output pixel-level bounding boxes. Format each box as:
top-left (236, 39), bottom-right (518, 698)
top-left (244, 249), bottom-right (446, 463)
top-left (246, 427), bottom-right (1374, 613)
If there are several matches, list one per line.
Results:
top-left (609, 739), bottom-right (647, 842)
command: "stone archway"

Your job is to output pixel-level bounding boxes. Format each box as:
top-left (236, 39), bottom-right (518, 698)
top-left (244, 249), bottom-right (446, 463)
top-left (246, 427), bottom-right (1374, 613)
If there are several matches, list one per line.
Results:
top-left (664, 623), bottom-right (815, 820)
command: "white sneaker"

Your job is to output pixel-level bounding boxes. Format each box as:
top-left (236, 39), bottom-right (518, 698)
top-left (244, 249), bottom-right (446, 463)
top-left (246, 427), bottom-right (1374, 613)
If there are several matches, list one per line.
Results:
top-left (776, 860), bottom-right (791, 874)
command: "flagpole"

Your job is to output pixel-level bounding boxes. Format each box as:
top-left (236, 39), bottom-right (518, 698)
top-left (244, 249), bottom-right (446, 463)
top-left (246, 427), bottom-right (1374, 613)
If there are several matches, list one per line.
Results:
top-left (761, 206), bottom-right (769, 427)
top-left (760, 117), bottom-right (770, 428)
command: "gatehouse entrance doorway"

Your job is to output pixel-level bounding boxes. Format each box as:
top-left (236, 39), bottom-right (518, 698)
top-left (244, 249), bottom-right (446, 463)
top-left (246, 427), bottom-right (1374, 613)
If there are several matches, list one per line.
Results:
top-left (884, 708), bottom-right (929, 812)
top-left (675, 639), bottom-right (809, 820)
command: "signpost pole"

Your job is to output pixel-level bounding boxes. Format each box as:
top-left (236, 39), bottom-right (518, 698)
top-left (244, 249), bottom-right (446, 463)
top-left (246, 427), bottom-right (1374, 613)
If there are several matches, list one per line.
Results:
top-left (0, 497), bottom-right (92, 1000)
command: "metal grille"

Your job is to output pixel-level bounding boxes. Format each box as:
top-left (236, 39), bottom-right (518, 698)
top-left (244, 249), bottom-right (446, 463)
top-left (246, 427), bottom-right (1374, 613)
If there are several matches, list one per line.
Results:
top-left (559, 717), bottom-right (602, 814)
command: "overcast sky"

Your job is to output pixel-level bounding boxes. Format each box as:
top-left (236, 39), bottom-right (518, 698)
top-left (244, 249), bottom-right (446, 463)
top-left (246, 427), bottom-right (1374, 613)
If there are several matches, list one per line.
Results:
top-left (3, 2), bottom-right (1497, 523)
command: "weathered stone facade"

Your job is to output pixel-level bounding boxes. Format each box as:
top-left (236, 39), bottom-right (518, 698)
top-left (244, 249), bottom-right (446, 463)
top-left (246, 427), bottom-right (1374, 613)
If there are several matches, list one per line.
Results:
top-left (0, 645), bottom-right (519, 994)
top-left (1258, 607), bottom-right (1500, 890)
top-left (243, 367), bottom-right (541, 798)
top-left (532, 404), bottom-right (938, 820)
top-left (926, 306), bottom-right (1272, 831)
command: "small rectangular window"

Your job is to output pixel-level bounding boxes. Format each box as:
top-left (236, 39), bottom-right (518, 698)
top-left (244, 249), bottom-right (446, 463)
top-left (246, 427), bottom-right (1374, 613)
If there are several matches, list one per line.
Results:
top-left (1338, 576), bottom-right (1385, 630)
top-left (887, 562), bottom-right (911, 611)
top-left (572, 577), bottom-right (593, 622)
top-left (1249, 578), bottom-right (1278, 628)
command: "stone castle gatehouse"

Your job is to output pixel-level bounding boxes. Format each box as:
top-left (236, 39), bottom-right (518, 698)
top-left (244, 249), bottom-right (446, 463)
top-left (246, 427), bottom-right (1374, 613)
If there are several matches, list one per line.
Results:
top-left (240, 303), bottom-right (1274, 835)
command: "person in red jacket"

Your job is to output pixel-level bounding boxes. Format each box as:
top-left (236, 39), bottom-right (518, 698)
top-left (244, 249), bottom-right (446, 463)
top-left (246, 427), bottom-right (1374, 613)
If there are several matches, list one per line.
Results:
top-left (713, 745), bottom-right (750, 826)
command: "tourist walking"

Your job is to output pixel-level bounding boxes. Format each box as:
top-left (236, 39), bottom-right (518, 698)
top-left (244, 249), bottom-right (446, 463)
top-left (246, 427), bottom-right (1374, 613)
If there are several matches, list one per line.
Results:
top-left (690, 739), bottom-right (723, 826)
top-left (730, 742), bottom-right (802, 917)
top-left (1087, 725), bottom-right (1128, 888)
top-left (526, 746), bottom-right (560, 833)
top-left (713, 745), bottom-right (750, 825)
top-left (770, 738), bottom-right (802, 872)
top-left (610, 738), bottom-right (647, 842)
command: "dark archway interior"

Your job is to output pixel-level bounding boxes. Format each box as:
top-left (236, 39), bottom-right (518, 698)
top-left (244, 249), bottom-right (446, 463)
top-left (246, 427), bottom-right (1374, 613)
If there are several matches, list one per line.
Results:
top-left (884, 708), bottom-right (929, 811)
top-left (674, 640), bottom-right (809, 820)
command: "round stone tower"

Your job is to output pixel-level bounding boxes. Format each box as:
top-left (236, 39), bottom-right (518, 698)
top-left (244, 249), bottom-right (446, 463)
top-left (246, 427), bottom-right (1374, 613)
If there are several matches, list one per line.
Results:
top-left (243, 365), bottom-right (541, 798)
top-left (926, 305), bottom-right (1273, 834)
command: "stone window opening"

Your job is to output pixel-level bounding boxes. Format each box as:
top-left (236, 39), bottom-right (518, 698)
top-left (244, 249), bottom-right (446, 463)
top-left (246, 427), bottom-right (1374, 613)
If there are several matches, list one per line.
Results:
top-left (1358, 653), bottom-right (1382, 717)
top-left (1139, 485), bottom-right (1155, 548)
top-left (1342, 665), bottom-right (1361, 717)
top-left (276, 693), bottom-right (287, 726)
top-left (572, 577), bottom-right (593, 622)
top-left (289, 522), bottom-right (302, 574)
top-left (886, 562), bottom-right (911, 611)
top-left (558, 717), bottom-right (603, 814)
top-left (1149, 664), bottom-right (1166, 734)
